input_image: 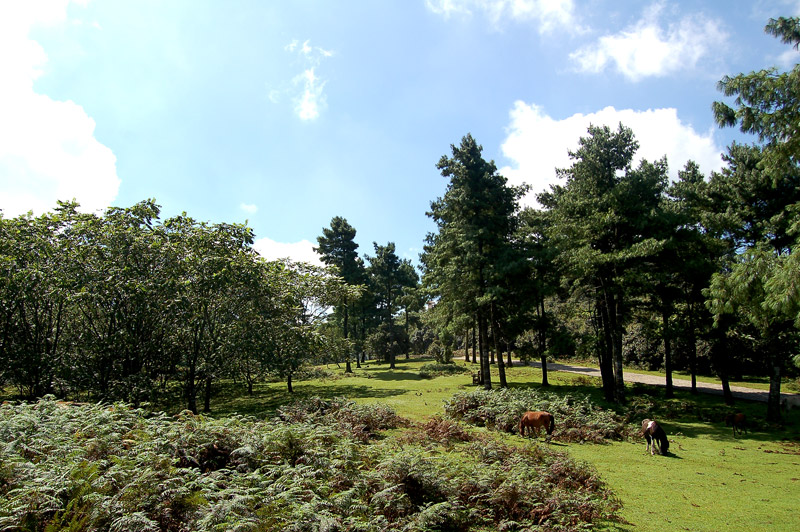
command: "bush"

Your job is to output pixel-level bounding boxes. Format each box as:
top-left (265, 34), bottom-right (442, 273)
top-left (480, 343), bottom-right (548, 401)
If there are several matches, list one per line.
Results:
top-left (418, 362), bottom-right (469, 379)
top-left (443, 388), bottom-right (636, 443)
top-left (426, 339), bottom-right (453, 364)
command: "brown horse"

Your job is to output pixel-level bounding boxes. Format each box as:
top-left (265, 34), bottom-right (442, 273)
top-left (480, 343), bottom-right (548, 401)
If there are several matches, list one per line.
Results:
top-left (519, 411), bottom-right (555, 441)
top-left (641, 419), bottom-right (669, 456)
top-left (725, 413), bottom-right (747, 437)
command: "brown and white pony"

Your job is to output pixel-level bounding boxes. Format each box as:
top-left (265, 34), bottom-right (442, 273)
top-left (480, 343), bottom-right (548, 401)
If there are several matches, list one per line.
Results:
top-left (641, 419), bottom-right (669, 455)
top-left (519, 411), bottom-right (555, 441)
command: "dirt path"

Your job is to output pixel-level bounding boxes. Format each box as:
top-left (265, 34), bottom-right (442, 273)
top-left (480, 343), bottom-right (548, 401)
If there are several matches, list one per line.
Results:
top-left (525, 360), bottom-right (800, 404)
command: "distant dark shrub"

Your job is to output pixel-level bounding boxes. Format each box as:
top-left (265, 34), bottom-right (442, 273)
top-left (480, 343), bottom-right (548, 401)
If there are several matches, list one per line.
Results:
top-left (419, 362), bottom-right (469, 379)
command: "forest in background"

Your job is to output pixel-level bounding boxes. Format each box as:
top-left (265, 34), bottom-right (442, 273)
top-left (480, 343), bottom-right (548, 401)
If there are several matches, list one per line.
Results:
top-left (1, 17), bottom-right (799, 422)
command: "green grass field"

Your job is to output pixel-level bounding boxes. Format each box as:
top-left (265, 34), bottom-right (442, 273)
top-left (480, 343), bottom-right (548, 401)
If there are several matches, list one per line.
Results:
top-left (201, 358), bottom-right (800, 532)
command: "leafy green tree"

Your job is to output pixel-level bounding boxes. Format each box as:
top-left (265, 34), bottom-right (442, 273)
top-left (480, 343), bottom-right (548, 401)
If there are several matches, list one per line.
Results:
top-left (713, 17), bottom-right (800, 176)
top-left (707, 16), bottom-right (800, 420)
top-left (662, 162), bottom-right (731, 399)
top-left (0, 205), bottom-right (75, 398)
top-left (366, 242), bottom-right (416, 369)
top-left (315, 216), bottom-right (365, 372)
top-left (396, 261), bottom-right (422, 359)
top-left (539, 124), bottom-right (668, 402)
top-left (706, 246), bottom-right (799, 420)
top-left (160, 215), bottom-right (256, 413)
top-left (422, 134), bottom-right (526, 389)
top-left (63, 200), bottom-right (171, 405)
top-left (517, 208), bottom-right (561, 385)
top-left (262, 261), bottom-right (354, 392)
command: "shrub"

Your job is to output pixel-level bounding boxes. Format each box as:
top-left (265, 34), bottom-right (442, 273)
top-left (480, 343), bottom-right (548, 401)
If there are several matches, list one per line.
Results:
top-left (418, 362), bottom-right (469, 379)
top-left (443, 388), bottom-right (636, 443)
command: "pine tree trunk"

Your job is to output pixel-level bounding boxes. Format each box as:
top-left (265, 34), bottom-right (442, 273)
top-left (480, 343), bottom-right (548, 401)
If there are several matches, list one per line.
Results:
top-left (203, 375), bottom-right (212, 413)
top-left (492, 304), bottom-right (507, 388)
top-left (479, 313), bottom-right (492, 390)
top-left (688, 307), bottom-right (697, 394)
top-left (539, 298), bottom-right (549, 386)
top-left (596, 297), bottom-right (616, 402)
top-left (767, 355), bottom-right (783, 422)
top-left (611, 293), bottom-right (626, 403)
top-left (662, 307), bottom-right (673, 398)
top-left (465, 328), bottom-right (470, 362)
top-left (472, 324), bottom-right (477, 364)
top-left (344, 300), bottom-right (352, 373)
top-left (187, 359), bottom-right (198, 414)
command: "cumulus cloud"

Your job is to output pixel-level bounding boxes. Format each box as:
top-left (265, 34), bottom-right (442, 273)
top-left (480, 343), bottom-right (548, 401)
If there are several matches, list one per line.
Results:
top-left (499, 102), bottom-right (726, 207)
top-left (0, 0), bottom-right (120, 217)
top-left (426, 0), bottom-right (579, 33)
top-left (570, 3), bottom-right (728, 81)
top-left (253, 236), bottom-right (323, 266)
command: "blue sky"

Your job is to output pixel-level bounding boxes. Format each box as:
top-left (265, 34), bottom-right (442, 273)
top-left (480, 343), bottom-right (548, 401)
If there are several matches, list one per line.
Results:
top-left (2, 0), bottom-right (799, 266)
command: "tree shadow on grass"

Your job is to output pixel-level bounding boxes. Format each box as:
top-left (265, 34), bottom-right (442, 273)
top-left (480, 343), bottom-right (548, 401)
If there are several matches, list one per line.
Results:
top-left (202, 381), bottom-right (406, 419)
top-left (365, 370), bottom-right (425, 382)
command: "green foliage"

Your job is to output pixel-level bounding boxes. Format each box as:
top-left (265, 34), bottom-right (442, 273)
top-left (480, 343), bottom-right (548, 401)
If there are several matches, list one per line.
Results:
top-left (422, 133), bottom-right (528, 389)
top-left (424, 338), bottom-right (453, 364)
top-left (0, 396), bottom-right (620, 531)
top-left (0, 201), bottom-right (353, 411)
top-left (444, 388), bottom-right (634, 443)
top-left (418, 362), bottom-right (468, 379)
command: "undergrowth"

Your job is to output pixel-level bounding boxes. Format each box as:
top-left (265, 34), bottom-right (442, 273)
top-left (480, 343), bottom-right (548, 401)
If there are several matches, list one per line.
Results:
top-left (0, 396), bottom-right (621, 531)
top-left (444, 388), bottom-right (636, 443)
top-left (418, 363), bottom-right (470, 379)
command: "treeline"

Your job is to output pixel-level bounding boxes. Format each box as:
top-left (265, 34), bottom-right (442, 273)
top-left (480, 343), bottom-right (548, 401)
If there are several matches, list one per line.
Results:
top-left (0, 200), bottom-right (354, 412)
top-left (2, 17), bottom-right (799, 424)
top-left (414, 17), bottom-right (800, 422)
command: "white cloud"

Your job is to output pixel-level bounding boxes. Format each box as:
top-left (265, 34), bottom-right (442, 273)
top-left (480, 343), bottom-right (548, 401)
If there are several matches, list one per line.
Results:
top-left (294, 68), bottom-right (326, 121)
top-left (240, 203), bottom-right (258, 214)
top-left (499, 102), bottom-right (726, 207)
top-left (426, 0), bottom-right (579, 33)
top-left (777, 48), bottom-right (800, 69)
top-left (253, 236), bottom-right (323, 266)
top-left (570, 3), bottom-right (728, 81)
top-left (0, 0), bottom-right (120, 217)
top-left (276, 39), bottom-right (333, 121)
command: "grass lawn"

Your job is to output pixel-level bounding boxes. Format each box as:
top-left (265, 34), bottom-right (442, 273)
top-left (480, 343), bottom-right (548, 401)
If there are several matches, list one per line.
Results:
top-left (200, 357), bottom-right (800, 532)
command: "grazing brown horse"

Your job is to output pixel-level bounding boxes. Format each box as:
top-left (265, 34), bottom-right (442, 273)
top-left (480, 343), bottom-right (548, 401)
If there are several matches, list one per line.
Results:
top-left (725, 413), bottom-right (747, 437)
top-left (641, 419), bottom-right (669, 456)
top-left (519, 411), bottom-right (555, 441)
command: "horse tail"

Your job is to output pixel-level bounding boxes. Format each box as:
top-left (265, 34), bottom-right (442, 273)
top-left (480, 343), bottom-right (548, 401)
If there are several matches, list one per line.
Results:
top-left (547, 413), bottom-right (555, 435)
top-left (518, 415), bottom-right (524, 437)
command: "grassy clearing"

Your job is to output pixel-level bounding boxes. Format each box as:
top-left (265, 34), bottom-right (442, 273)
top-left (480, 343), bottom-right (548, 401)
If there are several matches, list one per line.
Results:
top-left (199, 358), bottom-right (800, 532)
